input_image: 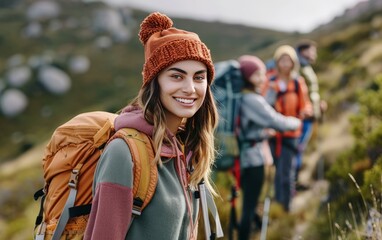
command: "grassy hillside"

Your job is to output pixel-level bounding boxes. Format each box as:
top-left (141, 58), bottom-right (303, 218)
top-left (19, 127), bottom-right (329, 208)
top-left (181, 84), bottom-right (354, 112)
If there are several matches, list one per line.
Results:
top-left (0, 1), bottom-right (293, 163)
top-left (297, 9), bottom-right (382, 240)
top-left (1, 0), bottom-right (382, 239)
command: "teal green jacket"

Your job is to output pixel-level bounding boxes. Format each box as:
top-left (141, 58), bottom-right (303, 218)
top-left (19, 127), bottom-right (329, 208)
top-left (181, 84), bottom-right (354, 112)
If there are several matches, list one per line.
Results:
top-left (84, 106), bottom-right (199, 240)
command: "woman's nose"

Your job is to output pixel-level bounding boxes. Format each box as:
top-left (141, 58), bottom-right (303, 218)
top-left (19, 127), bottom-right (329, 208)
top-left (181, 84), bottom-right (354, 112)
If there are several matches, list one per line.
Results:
top-left (182, 77), bottom-right (196, 93)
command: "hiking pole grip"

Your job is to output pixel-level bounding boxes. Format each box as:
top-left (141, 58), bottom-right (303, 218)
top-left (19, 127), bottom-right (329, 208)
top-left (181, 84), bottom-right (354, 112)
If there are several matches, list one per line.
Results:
top-left (198, 181), bottom-right (211, 240)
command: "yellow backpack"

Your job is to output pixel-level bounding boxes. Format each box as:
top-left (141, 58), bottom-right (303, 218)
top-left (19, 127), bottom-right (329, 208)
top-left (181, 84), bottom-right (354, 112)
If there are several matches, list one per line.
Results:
top-left (33, 111), bottom-right (157, 240)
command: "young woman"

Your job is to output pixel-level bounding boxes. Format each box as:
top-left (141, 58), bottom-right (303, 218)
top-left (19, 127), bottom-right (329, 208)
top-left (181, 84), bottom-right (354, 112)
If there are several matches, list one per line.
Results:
top-left (262, 45), bottom-right (312, 212)
top-left (84, 12), bottom-right (220, 240)
top-left (237, 55), bottom-right (301, 240)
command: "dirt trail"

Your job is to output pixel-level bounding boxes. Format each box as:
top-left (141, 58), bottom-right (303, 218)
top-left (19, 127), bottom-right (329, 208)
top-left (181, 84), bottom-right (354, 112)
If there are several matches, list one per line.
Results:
top-left (0, 141), bottom-right (47, 177)
top-left (290, 111), bottom-right (355, 238)
top-left (295, 111), bottom-right (354, 187)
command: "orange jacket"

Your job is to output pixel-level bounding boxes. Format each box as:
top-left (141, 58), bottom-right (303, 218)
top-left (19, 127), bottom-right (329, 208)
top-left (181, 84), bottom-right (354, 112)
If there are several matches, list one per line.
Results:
top-left (262, 75), bottom-right (312, 138)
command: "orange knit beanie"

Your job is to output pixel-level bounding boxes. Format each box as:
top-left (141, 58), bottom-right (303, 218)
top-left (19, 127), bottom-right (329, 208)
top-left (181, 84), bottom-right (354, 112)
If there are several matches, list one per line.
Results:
top-left (139, 12), bottom-right (215, 86)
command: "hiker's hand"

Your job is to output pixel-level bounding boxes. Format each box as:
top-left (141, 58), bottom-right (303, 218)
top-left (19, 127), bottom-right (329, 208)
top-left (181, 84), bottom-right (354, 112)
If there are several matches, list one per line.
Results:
top-left (320, 100), bottom-right (328, 113)
top-left (300, 110), bottom-right (313, 119)
top-left (264, 128), bottom-right (276, 137)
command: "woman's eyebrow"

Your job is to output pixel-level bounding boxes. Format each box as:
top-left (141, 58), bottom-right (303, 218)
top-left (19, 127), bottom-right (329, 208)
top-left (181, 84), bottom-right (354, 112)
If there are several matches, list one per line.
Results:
top-left (195, 69), bottom-right (207, 75)
top-left (167, 67), bottom-right (187, 74)
top-left (167, 68), bottom-right (207, 75)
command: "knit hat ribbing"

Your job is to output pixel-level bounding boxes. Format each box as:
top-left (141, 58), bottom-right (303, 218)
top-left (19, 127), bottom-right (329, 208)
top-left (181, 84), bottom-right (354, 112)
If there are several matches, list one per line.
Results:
top-left (138, 12), bottom-right (214, 86)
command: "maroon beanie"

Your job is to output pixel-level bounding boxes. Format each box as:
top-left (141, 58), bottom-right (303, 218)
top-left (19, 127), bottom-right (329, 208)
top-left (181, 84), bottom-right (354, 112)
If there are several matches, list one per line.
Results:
top-left (238, 55), bottom-right (266, 81)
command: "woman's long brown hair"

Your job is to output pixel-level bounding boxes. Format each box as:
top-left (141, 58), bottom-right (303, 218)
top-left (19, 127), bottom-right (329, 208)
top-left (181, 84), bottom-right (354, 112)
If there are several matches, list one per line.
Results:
top-left (129, 78), bottom-right (219, 193)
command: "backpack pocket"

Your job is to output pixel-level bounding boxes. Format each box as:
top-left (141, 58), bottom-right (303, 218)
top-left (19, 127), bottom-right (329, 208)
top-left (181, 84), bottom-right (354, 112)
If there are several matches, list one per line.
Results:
top-left (214, 132), bottom-right (239, 170)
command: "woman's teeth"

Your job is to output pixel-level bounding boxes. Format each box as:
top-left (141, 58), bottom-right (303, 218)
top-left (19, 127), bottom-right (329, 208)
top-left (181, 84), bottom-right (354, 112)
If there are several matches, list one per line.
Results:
top-left (175, 98), bottom-right (194, 104)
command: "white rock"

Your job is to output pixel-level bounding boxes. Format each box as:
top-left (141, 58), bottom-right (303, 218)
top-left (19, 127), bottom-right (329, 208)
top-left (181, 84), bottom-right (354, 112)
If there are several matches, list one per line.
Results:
top-left (6, 66), bottom-right (32, 87)
top-left (38, 66), bottom-right (71, 94)
top-left (69, 55), bottom-right (90, 74)
top-left (26, 0), bottom-right (60, 21)
top-left (92, 8), bottom-right (124, 34)
top-left (23, 22), bottom-right (42, 38)
top-left (95, 36), bottom-right (113, 49)
top-left (0, 89), bottom-right (28, 117)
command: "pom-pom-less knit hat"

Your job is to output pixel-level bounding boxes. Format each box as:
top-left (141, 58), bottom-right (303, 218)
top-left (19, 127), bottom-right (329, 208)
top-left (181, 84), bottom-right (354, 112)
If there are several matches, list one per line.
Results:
top-left (273, 45), bottom-right (300, 76)
top-left (238, 55), bottom-right (266, 81)
top-left (139, 12), bottom-right (215, 86)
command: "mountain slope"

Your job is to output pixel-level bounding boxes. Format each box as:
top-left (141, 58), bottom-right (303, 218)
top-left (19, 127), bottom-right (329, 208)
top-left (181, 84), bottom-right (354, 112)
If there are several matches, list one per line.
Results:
top-left (0, 1), bottom-right (293, 162)
top-left (1, 1), bottom-right (382, 239)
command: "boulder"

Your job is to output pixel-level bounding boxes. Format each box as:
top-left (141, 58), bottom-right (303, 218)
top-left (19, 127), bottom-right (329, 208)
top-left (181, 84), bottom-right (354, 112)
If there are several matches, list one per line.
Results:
top-left (26, 0), bottom-right (60, 21)
top-left (6, 66), bottom-right (32, 87)
top-left (38, 66), bottom-right (71, 94)
top-left (0, 89), bottom-right (28, 117)
top-left (68, 55), bottom-right (90, 74)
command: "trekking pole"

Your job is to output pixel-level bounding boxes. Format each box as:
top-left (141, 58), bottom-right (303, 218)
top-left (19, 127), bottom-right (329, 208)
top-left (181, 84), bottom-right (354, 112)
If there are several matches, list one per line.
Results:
top-left (228, 158), bottom-right (241, 240)
top-left (199, 181), bottom-right (212, 239)
top-left (199, 181), bottom-right (224, 240)
top-left (260, 197), bottom-right (271, 240)
top-left (228, 185), bottom-right (238, 240)
top-left (260, 164), bottom-right (273, 240)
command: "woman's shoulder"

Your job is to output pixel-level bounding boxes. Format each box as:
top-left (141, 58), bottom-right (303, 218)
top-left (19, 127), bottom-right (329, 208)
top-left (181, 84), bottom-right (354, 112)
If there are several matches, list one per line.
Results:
top-left (242, 92), bottom-right (266, 105)
top-left (95, 138), bottom-right (134, 186)
top-left (103, 138), bottom-right (133, 162)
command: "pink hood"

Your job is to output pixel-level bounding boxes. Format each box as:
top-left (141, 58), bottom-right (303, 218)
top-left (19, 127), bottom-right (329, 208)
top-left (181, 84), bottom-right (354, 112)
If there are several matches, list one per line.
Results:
top-left (114, 105), bottom-right (196, 238)
top-left (114, 105), bottom-right (183, 159)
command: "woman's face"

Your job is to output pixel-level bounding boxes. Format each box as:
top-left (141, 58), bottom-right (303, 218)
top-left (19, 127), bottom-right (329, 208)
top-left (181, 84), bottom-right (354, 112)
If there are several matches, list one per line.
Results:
top-left (157, 60), bottom-right (208, 128)
top-left (249, 69), bottom-right (266, 92)
top-left (277, 54), bottom-right (294, 75)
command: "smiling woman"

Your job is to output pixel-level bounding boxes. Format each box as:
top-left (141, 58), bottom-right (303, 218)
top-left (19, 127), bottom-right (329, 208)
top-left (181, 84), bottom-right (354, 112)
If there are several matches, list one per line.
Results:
top-left (83, 12), bottom-right (223, 240)
top-left (158, 60), bottom-right (208, 132)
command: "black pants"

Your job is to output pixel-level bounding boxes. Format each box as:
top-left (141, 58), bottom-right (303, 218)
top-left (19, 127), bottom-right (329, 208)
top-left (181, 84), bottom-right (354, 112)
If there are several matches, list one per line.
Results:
top-left (239, 166), bottom-right (264, 240)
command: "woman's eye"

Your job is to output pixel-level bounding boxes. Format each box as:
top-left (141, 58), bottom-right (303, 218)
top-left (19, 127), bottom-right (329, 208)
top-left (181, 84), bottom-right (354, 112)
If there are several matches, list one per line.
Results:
top-left (172, 74), bottom-right (183, 79)
top-left (195, 75), bottom-right (206, 81)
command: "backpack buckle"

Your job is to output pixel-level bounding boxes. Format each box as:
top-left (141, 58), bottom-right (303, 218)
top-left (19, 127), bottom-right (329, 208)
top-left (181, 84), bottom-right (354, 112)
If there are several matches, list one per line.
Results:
top-left (35, 222), bottom-right (47, 238)
top-left (68, 164), bottom-right (83, 189)
top-left (132, 197), bottom-right (143, 216)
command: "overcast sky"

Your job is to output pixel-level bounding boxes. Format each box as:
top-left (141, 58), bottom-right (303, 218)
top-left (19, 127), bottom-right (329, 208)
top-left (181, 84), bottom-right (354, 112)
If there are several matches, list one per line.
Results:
top-left (105, 0), bottom-right (366, 33)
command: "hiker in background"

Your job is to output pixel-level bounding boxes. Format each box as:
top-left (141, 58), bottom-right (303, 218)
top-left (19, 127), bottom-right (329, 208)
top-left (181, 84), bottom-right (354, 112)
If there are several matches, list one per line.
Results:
top-left (262, 45), bottom-right (312, 212)
top-left (294, 39), bottom-right (327, 190)
top-left (85, 12), bottom-right (222, 240)
top-left (237, 55), bottom-right (301, 240)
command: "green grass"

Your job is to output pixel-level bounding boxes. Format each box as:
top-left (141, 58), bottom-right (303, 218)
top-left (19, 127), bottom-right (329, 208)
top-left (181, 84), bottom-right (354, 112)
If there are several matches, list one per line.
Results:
top-left (0, 3), bottom-right (293, 162)
top-left (1, 1), bottom-right (382, 239)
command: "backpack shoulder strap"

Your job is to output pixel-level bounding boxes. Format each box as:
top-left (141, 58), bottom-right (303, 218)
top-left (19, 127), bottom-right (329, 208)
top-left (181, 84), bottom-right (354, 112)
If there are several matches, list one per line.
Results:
top-left (112, 128), bottom-right (157, 216)
top-left (269, 75), bottom-right (277, 81)
top-left (294, 77), bottom-right (300, 94)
